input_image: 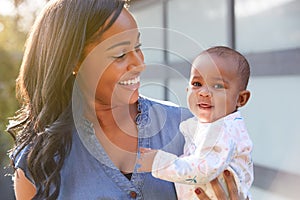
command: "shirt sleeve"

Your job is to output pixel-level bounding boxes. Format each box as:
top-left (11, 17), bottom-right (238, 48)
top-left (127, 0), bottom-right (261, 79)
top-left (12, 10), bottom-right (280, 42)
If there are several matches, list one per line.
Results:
top-left (152, 120), bottom-right (236, 184)
top-left (12, 145), bottom-right (34, 184)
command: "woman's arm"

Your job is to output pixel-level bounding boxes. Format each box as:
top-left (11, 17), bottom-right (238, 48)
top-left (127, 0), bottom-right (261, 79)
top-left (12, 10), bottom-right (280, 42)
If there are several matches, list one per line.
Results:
top-left (14, 168), bottom-right (36, 200)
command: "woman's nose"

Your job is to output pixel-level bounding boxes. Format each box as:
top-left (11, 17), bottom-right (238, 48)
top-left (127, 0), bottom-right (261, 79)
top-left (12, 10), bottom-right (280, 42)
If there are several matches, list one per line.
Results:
top-left (127, 50), bottom-right (145, 72)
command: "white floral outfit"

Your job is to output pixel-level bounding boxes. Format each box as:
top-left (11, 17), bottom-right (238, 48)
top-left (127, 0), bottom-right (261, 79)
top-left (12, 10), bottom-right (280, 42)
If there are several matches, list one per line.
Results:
top-left (152, 111), bottom-right (253, 200)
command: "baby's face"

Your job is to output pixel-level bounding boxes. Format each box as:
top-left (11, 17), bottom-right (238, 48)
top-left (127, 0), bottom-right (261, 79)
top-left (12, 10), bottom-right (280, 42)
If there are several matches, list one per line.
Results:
top-left (187, 53), bottom-right (242, 123)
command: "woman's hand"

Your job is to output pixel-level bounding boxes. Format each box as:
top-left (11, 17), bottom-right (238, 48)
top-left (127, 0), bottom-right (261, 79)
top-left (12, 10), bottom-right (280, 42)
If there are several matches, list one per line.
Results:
top-left (14, 169), bottom-right (36, 200)
top-left (194, 170), bottom-right (248, 200)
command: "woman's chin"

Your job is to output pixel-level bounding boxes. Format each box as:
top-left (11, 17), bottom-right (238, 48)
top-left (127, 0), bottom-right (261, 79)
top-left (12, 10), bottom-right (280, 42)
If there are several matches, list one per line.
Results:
top-left (128, 90), bottom-right (140, 104)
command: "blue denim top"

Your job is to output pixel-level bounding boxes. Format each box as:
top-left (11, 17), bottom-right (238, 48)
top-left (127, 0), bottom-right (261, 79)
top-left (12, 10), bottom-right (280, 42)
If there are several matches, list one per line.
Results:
top-left (15, 96), bottom-right (192, 200)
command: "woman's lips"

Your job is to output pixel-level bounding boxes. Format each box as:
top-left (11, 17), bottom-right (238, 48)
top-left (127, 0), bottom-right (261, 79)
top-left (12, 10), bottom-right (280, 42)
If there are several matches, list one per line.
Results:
top-left (119, 76), bottom-right (140, 85)
top-left (118, 76), bottom-right (140, 91)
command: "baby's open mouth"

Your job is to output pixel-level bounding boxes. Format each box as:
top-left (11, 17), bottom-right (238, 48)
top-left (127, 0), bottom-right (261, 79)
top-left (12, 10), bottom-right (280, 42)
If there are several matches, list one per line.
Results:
top-left (198, 103), bottom-right (212, 109)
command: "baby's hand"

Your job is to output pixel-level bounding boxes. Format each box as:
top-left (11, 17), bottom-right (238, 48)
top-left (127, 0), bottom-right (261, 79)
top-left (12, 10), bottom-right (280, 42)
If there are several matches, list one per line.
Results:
top-left (137, 147), bottom-right (158, 172)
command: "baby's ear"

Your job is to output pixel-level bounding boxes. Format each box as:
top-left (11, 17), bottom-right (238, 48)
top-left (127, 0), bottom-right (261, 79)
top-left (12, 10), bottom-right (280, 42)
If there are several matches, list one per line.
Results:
top-left (237, 90), bottom-right (250, 107)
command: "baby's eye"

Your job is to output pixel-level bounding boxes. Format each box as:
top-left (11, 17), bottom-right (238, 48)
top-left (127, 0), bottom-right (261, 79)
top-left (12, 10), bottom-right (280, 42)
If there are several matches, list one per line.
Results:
top-left (192, 82), bottom-right (201, 87)
top-left (213, 84), bottom-right (224, 89)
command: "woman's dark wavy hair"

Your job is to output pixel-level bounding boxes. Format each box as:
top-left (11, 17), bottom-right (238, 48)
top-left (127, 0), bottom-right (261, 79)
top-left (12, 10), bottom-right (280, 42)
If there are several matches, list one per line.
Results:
top-left (7, 0), bottom-right (125, 199)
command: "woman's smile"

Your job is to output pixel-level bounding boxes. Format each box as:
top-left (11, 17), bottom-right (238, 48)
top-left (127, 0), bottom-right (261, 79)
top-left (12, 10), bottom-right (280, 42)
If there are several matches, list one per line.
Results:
top-left (118, 76), bottom-right (140, 85)
top-left (117, 76), bottom-right (141, 91)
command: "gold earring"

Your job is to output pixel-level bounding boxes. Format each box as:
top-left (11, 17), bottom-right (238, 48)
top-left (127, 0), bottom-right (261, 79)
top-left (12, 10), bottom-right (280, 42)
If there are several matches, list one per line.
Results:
top-left (124, 0), bottom-right (131, 9)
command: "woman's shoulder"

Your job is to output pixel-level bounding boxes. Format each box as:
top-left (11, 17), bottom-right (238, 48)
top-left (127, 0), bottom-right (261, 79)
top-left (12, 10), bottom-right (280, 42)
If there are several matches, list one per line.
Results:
top-left (136, 96), bottom-right (192, 133)
top-left (141, 95), bottom-right (179, 107)
top-left (11, 144), bottom-right (33, 183)
top-left (139, 95), bottom-right (191, 115)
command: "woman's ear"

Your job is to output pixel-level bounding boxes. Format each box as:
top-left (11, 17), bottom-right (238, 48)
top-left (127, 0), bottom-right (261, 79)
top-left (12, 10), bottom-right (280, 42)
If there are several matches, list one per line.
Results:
top-left (237, 90), bottom-right (250, 108)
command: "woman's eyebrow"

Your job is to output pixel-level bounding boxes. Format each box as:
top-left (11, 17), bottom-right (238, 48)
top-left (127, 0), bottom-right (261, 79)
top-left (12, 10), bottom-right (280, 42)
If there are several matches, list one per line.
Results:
top-left (106, 41), bottom-right (130, 51)
top-left (106, 32), bottom-right (141, 51)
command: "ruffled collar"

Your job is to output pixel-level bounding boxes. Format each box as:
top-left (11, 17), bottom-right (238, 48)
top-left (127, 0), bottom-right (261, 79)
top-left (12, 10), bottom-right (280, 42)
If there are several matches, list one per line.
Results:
top-left (135, 96), bottom-right (150, 127)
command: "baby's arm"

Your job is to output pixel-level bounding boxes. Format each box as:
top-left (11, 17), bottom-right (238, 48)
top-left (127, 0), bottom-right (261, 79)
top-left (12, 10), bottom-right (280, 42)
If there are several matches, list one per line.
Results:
top-left (137, 137), bottom-right (235, 184)
top-left (151, 139), bottom-right (236, 185)
top-left (137, 148), bottom-right (158, 172)
top-left (149, 118), bottom-right (240, 184)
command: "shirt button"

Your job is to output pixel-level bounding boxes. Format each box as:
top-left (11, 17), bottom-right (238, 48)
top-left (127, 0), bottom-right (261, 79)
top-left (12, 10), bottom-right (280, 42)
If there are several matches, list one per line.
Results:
top-left (130, 191), bottom-right (137, 199)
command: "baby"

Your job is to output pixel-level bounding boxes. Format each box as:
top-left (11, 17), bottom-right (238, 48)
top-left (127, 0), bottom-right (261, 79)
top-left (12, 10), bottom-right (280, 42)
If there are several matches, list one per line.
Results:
top-left (138, 46), bottom-right (253, 199)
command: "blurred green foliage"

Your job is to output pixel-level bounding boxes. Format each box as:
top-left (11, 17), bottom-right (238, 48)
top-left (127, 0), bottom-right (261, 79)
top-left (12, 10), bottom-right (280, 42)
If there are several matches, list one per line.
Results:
top-left (0, 14), bottom-right (26, 167)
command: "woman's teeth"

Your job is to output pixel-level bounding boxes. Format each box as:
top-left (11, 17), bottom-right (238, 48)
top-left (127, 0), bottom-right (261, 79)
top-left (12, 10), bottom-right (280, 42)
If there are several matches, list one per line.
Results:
top-left (119, 76), bottom-right (140, 85)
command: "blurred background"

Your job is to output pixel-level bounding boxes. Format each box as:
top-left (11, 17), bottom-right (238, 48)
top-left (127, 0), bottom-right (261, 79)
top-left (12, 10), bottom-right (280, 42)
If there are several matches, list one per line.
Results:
top-left (0, 0), bottom-right (299, 199)
top-left (0, 0), bottom-right (48, 199)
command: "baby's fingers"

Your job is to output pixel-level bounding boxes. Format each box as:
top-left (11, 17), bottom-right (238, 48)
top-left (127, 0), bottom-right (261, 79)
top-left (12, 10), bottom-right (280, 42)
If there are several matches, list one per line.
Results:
top-left (139, 147), bottom-right (152, 153)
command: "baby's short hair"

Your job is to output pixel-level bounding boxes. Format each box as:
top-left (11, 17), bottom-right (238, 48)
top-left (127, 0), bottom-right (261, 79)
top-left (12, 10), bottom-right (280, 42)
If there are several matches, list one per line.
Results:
top-left (202, 46), bottom-right (250, 90)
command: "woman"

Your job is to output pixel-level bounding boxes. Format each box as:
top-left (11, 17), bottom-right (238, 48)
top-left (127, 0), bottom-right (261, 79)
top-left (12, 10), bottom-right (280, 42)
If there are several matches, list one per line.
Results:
top-left (8, 0), bottom-right (242, 199)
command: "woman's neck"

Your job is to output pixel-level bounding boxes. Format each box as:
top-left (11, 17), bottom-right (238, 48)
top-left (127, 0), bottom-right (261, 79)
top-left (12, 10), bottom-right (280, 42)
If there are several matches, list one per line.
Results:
top-left (95, 103), bottom-right (138, 135)
top-left (90, 102), bottom-right (139, 153)
top-left (91, 102), bottom-right (139, 171)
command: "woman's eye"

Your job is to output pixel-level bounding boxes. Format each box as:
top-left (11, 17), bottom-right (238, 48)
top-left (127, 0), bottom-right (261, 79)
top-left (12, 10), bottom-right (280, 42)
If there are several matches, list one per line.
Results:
top-left (134, 43), bottom-right (142, 50)
top-left (135, 43), bottom-right (142, 52)
top-left (113, 53), bottom-right (126, 59)
top-left (112, 43), bottom-right (141, 59)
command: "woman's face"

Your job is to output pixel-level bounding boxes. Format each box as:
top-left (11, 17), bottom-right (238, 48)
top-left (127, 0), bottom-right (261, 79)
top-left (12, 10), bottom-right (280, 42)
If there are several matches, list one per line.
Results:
top-left (78, 9), bottom-right (145, 108)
